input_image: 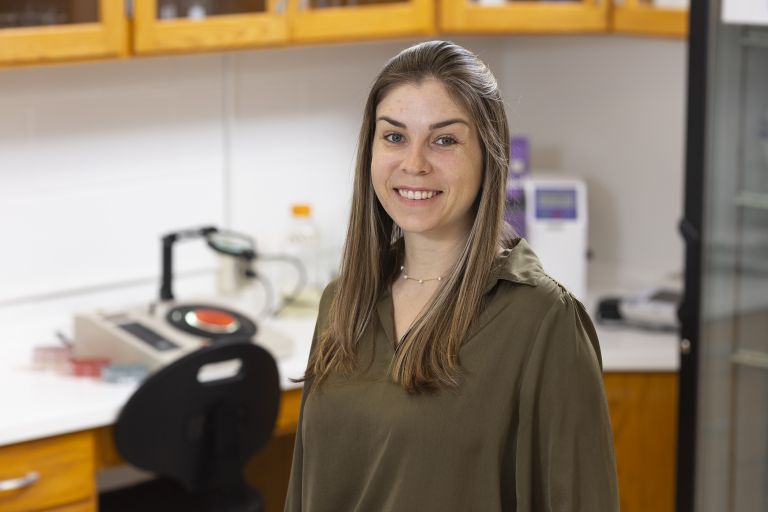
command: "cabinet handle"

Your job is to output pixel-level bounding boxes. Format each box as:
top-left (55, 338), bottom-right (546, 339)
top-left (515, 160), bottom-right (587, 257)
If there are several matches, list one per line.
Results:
top-left (0, 471), bottom-right (40, 492)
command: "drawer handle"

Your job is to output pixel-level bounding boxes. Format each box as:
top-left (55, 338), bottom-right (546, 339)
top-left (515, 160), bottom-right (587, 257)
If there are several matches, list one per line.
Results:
top-left (0, 471), bottom-right (40, 492)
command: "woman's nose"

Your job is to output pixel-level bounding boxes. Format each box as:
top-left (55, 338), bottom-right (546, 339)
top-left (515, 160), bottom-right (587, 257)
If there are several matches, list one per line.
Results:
top-left (401, 143), bottom-right (431, 175)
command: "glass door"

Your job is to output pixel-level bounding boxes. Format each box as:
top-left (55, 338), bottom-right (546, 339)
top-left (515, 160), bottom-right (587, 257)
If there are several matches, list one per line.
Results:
top-left (0, 0), bottom-right (98, 28)
top-left (677, 0), bottom-right (768, 507)
top-left (134, 0), bottom-right (289, 54)
top-left (0, 0), bottom-right (127, 67)
top-left (154, 0), bottom-right (269, 20)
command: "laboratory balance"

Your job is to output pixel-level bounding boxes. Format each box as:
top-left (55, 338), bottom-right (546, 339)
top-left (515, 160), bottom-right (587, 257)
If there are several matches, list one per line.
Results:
top-left (73, 227), bottom-right (293, 372)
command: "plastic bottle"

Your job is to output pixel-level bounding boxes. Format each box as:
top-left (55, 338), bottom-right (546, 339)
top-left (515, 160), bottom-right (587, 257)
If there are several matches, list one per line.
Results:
top-left (279, 204), bottom-right (323, 315)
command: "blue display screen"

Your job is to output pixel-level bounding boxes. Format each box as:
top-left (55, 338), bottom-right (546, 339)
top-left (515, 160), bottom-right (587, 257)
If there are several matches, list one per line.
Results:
top-left (535, 188), bottom-right (577, 220)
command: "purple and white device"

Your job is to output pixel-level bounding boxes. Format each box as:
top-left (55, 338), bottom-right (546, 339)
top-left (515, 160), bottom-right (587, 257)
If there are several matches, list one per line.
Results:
top-left (523, 177), bottom-right (588, 300)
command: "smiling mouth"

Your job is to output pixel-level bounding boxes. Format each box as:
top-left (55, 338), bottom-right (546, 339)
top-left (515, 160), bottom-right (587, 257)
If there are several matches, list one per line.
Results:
top-left (395, 188), bottom-right (443, 200)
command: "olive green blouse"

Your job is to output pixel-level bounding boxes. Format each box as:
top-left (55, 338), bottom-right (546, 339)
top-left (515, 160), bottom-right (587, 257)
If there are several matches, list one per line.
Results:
top-left (285, 240), bottom-right (619, 511)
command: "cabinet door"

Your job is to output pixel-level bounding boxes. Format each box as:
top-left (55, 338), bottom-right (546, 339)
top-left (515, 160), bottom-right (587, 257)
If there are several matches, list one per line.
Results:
top-left (0, 431), bottom-right (96, 512)
top-left (0, 0), bottom-right (128, 67)
top-left (133, 0), bottom-right (289, 55)
top-left (611, 0), bottom-right (688, 37)
top-left (604, 372), bottom-right (678, 512)
top-left (289, 0), bottom-right (434, 44)
top-left (440, 0), bottom-right (608, 34)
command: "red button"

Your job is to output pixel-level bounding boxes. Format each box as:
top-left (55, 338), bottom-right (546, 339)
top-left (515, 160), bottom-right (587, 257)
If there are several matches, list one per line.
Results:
top-left (194, 309), bottom-right (236, 327)
top-left (185, 308), bottom-right (240, 334)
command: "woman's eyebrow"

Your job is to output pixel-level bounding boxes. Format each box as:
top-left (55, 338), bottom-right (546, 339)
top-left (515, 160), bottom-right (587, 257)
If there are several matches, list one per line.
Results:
top-left (377, 116), bottom-right (406, 128)
top-left (376, 116), bottom-right (470, 130)
top-left (429, 118), bottom-right (470, 130)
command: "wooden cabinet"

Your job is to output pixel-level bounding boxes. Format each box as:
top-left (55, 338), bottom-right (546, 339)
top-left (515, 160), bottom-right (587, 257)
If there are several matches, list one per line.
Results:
top-left (133, 0), bottom-right (289, 55)
top-left (0, 0), bottom-right (127, 68)
top-left (289, 0), bottom-right (435, 44)
top-left (0, 0), bottom-right (686, 69)
top-left (0, 431), bottom-right (97, 512)
top-left (604, 372), bottom-right (678, 512)
top-left (133, 0), bottom-right (435, 51)
top-left (440, 0), bottom-right (609, 35)
top-left (612, 0), bottom-right (688, 37)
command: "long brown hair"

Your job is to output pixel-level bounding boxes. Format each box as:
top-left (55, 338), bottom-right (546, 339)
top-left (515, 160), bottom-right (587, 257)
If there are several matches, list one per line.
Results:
top-left (304, 40), bottom-right (510, 393)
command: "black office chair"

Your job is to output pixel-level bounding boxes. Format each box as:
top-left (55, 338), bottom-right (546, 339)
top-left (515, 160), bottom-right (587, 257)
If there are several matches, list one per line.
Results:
top-left (100, 339), bottom-right (280, 512)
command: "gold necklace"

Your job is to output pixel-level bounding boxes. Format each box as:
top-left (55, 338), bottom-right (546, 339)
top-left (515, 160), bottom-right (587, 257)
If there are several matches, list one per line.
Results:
top-left (400, 265), bottom-right (444, 284)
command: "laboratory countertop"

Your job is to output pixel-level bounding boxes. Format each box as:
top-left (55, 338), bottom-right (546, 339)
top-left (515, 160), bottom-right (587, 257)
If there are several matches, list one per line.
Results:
top-left (0, 302), bottom-right (679, 448)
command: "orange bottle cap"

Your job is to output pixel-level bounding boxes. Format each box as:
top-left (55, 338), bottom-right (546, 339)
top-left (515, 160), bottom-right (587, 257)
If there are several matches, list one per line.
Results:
top-left (292, 204), bottom-right (311, 217)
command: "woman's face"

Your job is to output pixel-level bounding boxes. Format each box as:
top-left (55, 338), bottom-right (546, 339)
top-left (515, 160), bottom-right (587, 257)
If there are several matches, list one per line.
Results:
top-left (371, 79), bottom-right (483, 243)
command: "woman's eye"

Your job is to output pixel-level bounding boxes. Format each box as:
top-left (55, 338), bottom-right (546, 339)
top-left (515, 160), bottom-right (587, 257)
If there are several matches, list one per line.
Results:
top-left (384, 133), bottom-right (405, 143)
top-left (435, 136), bottom-right (457, 146)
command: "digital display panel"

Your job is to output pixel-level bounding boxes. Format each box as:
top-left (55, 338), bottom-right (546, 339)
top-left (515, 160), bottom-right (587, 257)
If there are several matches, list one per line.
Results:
top-left (538, 192), bottom-right (575, 209)
top-left (119, 322), bottom-right (179, 351)
top-left (535, 188), bottom-right (577, 220)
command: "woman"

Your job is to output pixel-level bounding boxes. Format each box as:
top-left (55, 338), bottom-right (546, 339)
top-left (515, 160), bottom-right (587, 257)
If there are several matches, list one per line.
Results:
top-left (285, 41), bottom-right (619, 511)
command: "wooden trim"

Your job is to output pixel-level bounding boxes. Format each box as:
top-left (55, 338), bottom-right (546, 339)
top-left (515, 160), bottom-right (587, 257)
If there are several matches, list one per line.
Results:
top-left (440, 0), bottom-right (609, 34)
top-left (101, 0), bottom-right (130, 57)
top-left (132, 0), bottom-right (158, 52)
top-left (0, 0), bottom-right (128, 66)
top-left (133, 0), bottom-right (289, 55)
top-left (290, 0), bottom-right (436, 44)
top-left (612, 4), bottom-right (688, 37)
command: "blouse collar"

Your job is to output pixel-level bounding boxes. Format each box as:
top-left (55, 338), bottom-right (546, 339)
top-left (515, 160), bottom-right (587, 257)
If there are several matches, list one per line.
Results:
top-left (484, 238), bottom-right (542, 293)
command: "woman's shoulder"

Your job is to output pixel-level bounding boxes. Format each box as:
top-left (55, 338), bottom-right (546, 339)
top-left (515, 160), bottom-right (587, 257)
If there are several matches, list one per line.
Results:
top-left (493, 241), bottom-right (601, 367)
top-left (317, 279), bottom-right (340, 317)
top-left (492, 238), bottom-right (574, 310)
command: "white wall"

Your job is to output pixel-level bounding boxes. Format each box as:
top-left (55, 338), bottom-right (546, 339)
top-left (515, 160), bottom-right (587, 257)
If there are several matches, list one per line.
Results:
top-left (490, 37), bottom-right (687, 277)
top-left (0, 36), bottom-right (687, 358)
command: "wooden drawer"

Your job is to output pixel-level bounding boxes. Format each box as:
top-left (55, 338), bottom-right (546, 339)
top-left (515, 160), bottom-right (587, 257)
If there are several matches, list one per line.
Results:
top-left (0, 431), bottom-right (96, 512)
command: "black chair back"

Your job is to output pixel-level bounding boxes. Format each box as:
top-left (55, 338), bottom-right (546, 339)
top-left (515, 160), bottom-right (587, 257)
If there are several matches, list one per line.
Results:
top-left (113, 339), bottom-right (279, 510)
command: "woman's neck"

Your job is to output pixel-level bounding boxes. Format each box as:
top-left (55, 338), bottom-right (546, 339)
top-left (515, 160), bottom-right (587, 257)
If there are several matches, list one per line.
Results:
top-left (400, 233), bottom-right (467, 282)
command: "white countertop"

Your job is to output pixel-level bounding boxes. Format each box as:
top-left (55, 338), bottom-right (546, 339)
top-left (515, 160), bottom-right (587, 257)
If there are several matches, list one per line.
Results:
top-left (0, 302), bottom-right (678, 448)
top-left (0, 316), bottom-right (317, 448)
top-left (595, 323), bottom-right (678, 371)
